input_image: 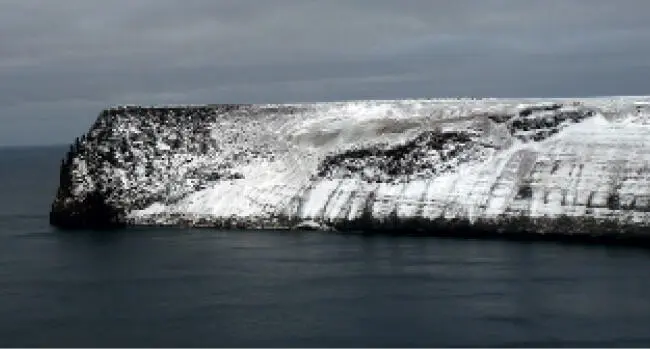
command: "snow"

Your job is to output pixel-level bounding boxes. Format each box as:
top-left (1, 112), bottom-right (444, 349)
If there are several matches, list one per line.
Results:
top-left (300, 180), bottom-right (341, 219)
top-left (59, 96), bottom-right (650, 229)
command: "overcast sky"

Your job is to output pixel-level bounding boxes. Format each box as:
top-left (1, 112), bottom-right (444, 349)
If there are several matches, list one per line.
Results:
top-left (2, 0), bottom-right (650, 146)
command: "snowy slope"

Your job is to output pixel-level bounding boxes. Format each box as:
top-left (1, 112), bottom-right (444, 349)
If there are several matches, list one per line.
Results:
top-left (50, 97), bottom-right (650, 235)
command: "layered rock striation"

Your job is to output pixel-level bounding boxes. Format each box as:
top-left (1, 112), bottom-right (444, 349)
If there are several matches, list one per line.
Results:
top-left (50, 98), bottom-right (650, 242)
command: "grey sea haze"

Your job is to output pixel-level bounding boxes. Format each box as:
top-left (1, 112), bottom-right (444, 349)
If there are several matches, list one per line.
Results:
top-left (1, 145), bottom-right (650, 347)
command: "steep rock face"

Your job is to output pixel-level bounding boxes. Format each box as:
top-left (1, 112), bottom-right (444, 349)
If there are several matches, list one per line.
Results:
top-left (50, 98), bottom-right (650, 238)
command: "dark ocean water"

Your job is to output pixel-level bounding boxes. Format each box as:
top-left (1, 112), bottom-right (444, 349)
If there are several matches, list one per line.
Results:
top-left (1, 145), bottom-right (650, 347)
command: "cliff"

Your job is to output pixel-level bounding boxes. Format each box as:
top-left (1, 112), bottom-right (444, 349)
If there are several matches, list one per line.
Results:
top-left (50, 97), bottom-right (650, 242)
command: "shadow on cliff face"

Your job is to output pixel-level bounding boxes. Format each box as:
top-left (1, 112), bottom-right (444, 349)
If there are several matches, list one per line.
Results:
top-left (50, 189), bottom-right (125, 230)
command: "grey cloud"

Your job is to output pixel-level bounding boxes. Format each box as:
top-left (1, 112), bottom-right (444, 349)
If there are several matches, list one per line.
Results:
top-left (1, 0), bottom-right (650, 146)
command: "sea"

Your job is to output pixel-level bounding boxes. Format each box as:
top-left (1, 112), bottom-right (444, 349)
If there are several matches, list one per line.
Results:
top-left (1, 145), bottom-right (650, 347)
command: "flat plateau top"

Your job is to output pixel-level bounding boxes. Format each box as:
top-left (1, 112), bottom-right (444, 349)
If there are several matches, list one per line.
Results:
top-left (104, 96), bottom-right (650, 109)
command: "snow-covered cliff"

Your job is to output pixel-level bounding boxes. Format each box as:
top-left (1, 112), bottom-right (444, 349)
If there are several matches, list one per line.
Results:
top-left (50, 97), bottom-right (650, 240)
